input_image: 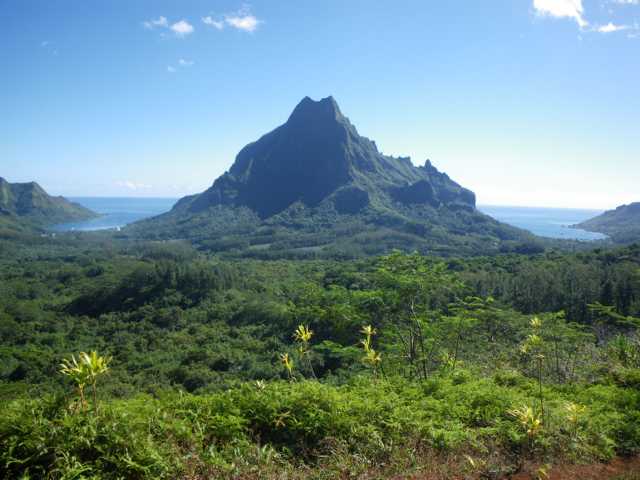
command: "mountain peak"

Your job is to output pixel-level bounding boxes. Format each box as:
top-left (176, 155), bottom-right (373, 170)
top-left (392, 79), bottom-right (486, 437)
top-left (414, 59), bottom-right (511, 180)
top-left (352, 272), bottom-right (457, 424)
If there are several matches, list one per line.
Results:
top-left (168, 96), bottom-right (477, 219)
top-left (26, 181), bottom-right (46, 192)
top-left (287, 95), bottom-right (344, 126)
top-left (133, 96), bottom-right (533, 256)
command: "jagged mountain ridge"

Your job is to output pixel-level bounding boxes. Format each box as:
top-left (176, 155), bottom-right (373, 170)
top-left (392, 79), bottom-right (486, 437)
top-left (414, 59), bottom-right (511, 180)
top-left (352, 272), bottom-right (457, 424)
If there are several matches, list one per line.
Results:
top-left (131, 96), bottom-right (536, 257)
top-left (173, 96), bottom-right (475, 218)
top-left (0, 177), bottom-right (96, 230)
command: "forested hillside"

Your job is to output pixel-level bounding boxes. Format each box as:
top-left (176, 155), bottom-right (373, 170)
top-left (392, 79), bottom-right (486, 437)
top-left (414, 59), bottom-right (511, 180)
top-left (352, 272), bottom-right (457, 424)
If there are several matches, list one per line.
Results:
top-left (577, 202), bottom-right (640, 245)
top-left (0, 177), bottom-right (96, 233)
top-left (1, 234), bottom-right (639, 478)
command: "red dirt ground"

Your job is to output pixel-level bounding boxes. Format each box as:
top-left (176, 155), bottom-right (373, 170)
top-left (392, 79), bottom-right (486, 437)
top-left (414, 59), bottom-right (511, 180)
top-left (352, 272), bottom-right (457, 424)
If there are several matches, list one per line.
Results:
top-left (398, 456), bottom-right (640, 480)
top-left (511, 456), bottom-right (640, 480)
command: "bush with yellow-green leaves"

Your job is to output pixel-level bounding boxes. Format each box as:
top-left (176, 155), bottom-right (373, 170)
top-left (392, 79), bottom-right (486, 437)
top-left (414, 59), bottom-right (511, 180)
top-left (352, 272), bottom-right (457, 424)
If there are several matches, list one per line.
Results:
top-left (2, 370), bottom-right (639, 479)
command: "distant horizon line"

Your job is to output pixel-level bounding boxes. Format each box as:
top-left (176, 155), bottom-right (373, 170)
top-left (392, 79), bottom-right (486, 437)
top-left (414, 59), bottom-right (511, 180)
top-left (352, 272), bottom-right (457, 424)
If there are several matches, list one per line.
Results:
top-left (62, 195), bottom-right (610, 212)
top-left (479, 204), bottom-right (605, 212)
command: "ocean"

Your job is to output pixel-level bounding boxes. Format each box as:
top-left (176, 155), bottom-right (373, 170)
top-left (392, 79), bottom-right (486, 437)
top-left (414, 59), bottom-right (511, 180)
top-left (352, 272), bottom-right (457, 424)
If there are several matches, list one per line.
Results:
top-left (478, 205), bottom-right (606, 241)
top-left (51, 197), bottom-right (177, 232)
top-left (52, 198), bottom-right (606, 241)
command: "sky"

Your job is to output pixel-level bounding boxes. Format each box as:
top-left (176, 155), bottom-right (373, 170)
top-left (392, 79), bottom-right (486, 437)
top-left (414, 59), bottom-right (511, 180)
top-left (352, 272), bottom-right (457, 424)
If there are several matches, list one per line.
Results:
top-left (1, 0), bottom-right (639, 209)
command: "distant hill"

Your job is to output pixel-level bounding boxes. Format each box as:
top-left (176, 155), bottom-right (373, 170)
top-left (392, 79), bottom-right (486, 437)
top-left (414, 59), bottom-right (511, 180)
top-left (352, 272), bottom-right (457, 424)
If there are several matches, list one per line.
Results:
top-left (576, 202), bottom-right (640, 244)
top-left (129, 96), bottom-right (539, 257)
top-left (0, 177), bottom-right (96, 234)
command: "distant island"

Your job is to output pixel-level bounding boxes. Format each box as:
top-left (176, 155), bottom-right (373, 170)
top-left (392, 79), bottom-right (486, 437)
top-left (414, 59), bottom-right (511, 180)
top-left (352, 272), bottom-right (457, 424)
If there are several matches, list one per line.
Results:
top-left (576, 202), bottom-right (640, 244)
top-left (129, 96), bottom-right (539, 257)
top-left (0, 177), bottom-right (96, 235)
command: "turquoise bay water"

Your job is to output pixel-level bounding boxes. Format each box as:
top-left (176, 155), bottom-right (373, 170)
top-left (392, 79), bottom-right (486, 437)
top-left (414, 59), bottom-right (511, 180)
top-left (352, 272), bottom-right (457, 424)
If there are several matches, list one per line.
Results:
top-left (51, 197), bottom-right (177, 232)
top-left (478, 205), bottom-right (606, 241)
top-left (53, 198), bottom-right (606, 241)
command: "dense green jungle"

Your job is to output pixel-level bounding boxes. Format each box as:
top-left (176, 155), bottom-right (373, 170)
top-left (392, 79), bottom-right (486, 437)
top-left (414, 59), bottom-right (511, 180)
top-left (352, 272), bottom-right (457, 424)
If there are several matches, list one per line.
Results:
top-left (1, 231), bottom-right (639, 479)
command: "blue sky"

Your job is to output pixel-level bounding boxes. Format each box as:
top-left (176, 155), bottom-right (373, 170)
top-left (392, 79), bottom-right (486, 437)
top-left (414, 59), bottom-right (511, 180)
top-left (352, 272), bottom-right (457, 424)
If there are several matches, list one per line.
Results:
top-left (1, 0), bottom-right (638, 208)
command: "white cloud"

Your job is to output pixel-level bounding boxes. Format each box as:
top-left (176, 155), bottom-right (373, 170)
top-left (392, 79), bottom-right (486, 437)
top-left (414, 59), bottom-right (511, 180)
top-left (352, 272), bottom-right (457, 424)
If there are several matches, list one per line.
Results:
top-left (202, 16), bottom-right (225, 30)
top-left (533, 0), bottom-right (588, 28)
top-left (167, 66), bottom-right (176, 73)
top-left (116, 181), bottom-right (152, 190)
top-left (596, 22), bottom-right (629, 32)
top-left (170, 20), bottom-right (194, 37)
top-left (225, 6), bottom-right (261, 32)
top-left (202, 7), bottom-right (262, 33)
top-left (144, 17), bottom-right (194, 37)
top-left (225, 13), bottom-right (260, 32)
top-left (178, 58), bottom-right (194, 67)
top-left (143, 16), bottom-right (168, 29)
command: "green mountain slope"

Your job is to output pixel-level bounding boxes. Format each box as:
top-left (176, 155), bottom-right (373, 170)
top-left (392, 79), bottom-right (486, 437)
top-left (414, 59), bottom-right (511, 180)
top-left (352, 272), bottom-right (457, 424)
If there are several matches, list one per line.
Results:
top-left (129, 96), bottom-right (538, 257)
top-left (576, 202), bottom-right (640, 244)
top-left (0, 177), bottom-right (96, 234)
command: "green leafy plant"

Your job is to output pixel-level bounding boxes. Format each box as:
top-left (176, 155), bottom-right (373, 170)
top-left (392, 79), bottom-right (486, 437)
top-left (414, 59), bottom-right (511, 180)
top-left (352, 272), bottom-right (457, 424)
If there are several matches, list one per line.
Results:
top-left (521, 317), bottom-right (546, 420)
top-left (509, 404), bottom-right (543, 455)
top-left (608, 334), bottom-right (640, 368)
top-left (60, 351), bottom-right (111, 414)
top-left (60, 354), bottom-right (90, 412)
top-left (564, 401), bottom-right (587, 444)
top-left (360, 325), bottom-right (382, 377)
top-left (446, 296), bottom-right (483, 371)
top-left (374, 252), bottom-right (463, 380)
top-left (536, 463), bottom-right (550, 480)
top-left (280, 352), bottom-right (295, 381)
top-left (294, 324), bottom-right (316, 379)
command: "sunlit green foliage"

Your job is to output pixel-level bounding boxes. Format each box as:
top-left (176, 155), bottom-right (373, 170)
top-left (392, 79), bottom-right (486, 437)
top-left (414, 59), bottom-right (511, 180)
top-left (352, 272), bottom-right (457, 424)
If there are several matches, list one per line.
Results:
top-left (293, 324), bottom-right (316, 379)
top-left (2, 376), bottom-right (639, 479)
top-left (60, 351), bottom-right (111, 414)
top-left (360, 325), bottom-right (382, 376)
top-left (1, 237), bottom-right (640, 478)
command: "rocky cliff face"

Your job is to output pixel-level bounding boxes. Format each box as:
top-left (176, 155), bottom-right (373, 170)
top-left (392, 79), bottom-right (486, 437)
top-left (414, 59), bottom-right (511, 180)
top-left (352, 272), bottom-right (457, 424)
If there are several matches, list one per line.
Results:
top-left (174, 96), bottom-right (475, 218)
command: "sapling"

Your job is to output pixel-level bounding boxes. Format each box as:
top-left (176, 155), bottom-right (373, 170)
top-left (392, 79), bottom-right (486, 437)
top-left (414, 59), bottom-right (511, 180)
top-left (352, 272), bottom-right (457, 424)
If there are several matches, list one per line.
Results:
top-left (60, 350), bottom-right (111, 414)
top-left (82, 351), bottom-right (111, 415)
top-left (521, 317), bottom-right (546, 420)
top-left (60, 354), bottom-right (90, 412)
top-left (280, 353), bottom-right (295, 381)
top-left (564, 401), bottom-right (587, 444)
top-left (361, 325), bottom-right (382, 377)
top-left (294, 324), bottom-right (316, 379)
top-left (508, 404), bottom-right (542, 455)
